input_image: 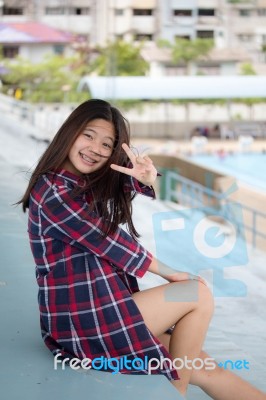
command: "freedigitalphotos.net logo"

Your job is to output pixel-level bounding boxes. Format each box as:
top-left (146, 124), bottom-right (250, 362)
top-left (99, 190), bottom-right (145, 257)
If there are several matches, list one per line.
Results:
top-left (53, 354), bottom-right (250, 373)
top-left (152, 197), bottom-right (248, 298)
top-left (53, 353), bottom-right (217, 374)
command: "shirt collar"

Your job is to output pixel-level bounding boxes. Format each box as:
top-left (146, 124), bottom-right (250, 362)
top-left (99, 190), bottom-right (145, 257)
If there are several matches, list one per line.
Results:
top-left (50, 169), bottom-right (87, 187)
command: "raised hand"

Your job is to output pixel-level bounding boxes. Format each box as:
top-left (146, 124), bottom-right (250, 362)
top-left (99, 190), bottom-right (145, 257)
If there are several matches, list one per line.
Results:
top-left (110, 143), bottom-right (158, 187)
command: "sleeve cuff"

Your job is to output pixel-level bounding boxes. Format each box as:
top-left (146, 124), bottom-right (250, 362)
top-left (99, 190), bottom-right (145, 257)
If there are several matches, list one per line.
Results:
top-left (130, 176), bottom-right (156, 199)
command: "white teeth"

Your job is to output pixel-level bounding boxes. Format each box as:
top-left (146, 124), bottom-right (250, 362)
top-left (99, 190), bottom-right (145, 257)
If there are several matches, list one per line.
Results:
top-left (81, 153), bottom-right (96, 163)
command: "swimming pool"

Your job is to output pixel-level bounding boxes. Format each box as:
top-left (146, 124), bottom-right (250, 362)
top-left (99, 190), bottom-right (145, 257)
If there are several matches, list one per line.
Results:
top-left (190, 153), bottom-right (266, 191)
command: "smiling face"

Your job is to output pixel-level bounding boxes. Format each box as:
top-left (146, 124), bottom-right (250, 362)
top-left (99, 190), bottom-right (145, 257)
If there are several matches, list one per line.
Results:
top-left (62, 119), bottom-right (115, 176)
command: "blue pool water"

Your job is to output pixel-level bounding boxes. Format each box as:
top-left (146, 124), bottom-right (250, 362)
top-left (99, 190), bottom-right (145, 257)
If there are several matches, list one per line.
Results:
top-left (190, 153), bottom-right (266, 191)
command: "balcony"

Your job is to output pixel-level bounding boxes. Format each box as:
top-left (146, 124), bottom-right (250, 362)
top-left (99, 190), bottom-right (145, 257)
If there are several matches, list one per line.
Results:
top-left (173, 16), bottom-right (196, 26)
top-left (197, 15), bottom-right (220, 26)
top-left (132, 16), bottom-right (156, 33)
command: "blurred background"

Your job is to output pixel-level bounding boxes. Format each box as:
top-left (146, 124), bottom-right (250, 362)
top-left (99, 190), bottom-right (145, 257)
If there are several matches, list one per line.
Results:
top-left (0, 1), bottom-right (266, 400)
top-left (1, 0), bottom-right (266, 139)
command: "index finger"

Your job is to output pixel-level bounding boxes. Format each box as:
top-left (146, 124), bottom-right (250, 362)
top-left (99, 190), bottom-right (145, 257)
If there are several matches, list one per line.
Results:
top-left (121, 143), bottom-right (137, 164)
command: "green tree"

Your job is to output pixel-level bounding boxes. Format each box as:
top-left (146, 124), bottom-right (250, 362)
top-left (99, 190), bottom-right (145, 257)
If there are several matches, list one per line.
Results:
top-left (90, 39), bottom-right (149, 76)
top-left (226, 0), bottom-right (252, 3)
top-left (262, 44), bottom-right (266, 52)
top-left (158, 37), bottom-right (214, 75)
top-left (240, 62), bottom-right (256, 75)
top-left (1, 54), bottom-right (88, 103)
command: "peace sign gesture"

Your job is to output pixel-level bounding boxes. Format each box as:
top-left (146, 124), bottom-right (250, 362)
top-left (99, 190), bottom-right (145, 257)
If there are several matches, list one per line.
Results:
top-left (110, 143), bottom-right (158, 187)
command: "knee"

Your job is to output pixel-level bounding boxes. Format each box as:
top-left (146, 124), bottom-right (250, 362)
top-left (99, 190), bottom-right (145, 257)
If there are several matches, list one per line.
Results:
top-left (198, 282), bottom-right (214, 317)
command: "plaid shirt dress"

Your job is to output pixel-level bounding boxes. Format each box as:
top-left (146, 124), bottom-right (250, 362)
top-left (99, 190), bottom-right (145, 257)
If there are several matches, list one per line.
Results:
top-left (28, 169), bottom-right (178, 381)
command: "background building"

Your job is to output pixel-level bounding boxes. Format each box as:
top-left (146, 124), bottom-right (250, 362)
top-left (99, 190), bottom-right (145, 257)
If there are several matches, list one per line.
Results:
top-left (0, 21), bottom-right (72, 61)
top-left (1, 0), bottom-right (266, 73)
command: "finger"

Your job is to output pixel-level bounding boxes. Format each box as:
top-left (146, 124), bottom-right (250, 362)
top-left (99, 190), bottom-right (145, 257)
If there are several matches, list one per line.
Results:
top-left (121, 143), bottom-right (138, 164)
top-left (189, 274), bottom-right (207, 286)
top-left (136, 156), bottom-right (146, 165)
top-left (110, 163), bottom-right (134, 177)
top-left (143, 155), bottom-right (153, 164)
top-left (136, 155), bottom-right (154, 166)
top-left (189, 273), bottom-right (201, 281)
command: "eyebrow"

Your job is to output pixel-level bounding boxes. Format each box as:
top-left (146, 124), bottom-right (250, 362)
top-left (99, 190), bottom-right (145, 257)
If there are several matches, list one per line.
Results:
top-left (84, 127), bottom-right (114, 142)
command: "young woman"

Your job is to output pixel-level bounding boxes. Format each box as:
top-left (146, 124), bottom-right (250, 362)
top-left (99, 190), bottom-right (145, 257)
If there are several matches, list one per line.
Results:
top-left (18, 99), bottom-right (265, 399)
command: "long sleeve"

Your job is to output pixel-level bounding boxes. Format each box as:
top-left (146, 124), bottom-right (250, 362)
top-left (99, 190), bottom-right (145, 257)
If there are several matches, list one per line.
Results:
top-left (29, 178), bottom-right (152, 278)
top-left (124, 176), bottom-right (157, 198)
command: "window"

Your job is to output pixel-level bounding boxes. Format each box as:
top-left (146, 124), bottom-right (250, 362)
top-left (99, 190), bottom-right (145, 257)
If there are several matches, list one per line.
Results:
top-left (72, 7), bottom-right (90, 15)
top-left (173, 9), bottom-right (192, 17)
top-left (197, 30), bottom-right (214, 39)
top-left (133, 9), bottom-right (153, 16)
top-left (175, 35), bottom-right (191, 40)
top-left (3, 6), bottom-right (23, 15)
top-left (165, 66), bottom-right (186, 76)
top-left (53, 45), bottom-right (64, 55)
top-left (134, 33), bottom-right (153, 41)
top-left (198, 9), bottom-right (215, 16)
top-left (197, 66), bottom-right (220, 75)
top-left (258, 8), bottom-right (266, 16)
top-left (238, 34), bottom-right (253, 42)
top-left (3, 46), bottom-right (19, 58)
top-left (45, 7), bottom-right (65, 15)
top-left (115, 9), bottom-right (124, 16)
top-left (239, 9), bottom-right (251, 17)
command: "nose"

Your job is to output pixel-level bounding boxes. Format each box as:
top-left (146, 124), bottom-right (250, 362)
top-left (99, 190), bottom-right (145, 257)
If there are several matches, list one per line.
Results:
top-left (89, 141), bottom-right (102, 156)
top-left (88, 143), bottom-right (109, 159)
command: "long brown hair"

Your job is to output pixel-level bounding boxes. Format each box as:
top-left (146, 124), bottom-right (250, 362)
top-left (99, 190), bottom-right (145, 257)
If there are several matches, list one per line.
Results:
top-left (18, 99), bottom-right (140, 239)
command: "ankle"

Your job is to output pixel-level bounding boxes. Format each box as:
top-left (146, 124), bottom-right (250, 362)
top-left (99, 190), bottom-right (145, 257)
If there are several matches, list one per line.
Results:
top-left (171, 380), bottom-right (187, 397)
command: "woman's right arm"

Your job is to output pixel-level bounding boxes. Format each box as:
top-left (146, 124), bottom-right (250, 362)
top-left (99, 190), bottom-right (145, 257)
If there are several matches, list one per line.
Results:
top-left (33, 184), bottom-right (152, 279)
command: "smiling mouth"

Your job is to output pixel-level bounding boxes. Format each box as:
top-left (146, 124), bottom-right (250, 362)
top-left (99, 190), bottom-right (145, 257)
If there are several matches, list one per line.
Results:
top-left (80, 152), bottom-right (98, 164)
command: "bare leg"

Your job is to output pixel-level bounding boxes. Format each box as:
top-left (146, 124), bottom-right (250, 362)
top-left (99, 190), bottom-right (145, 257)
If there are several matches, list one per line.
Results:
top-left (159, 333), bottom-right (266, 400)
top-left (190, 351), bottom-right (266, 400)
top-left (132, 280), bottom-right (214, 396)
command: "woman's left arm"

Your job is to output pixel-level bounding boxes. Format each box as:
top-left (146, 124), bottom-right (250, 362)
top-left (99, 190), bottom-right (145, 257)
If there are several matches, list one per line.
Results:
top-left (148, 256), bottom-right (207, 286)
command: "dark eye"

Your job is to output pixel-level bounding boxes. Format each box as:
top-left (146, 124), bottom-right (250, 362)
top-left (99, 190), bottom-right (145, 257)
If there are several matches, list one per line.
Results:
top-left (103, 142), bottom-right (112, 149)
top-left (84, 133), bottom-right (93, 139)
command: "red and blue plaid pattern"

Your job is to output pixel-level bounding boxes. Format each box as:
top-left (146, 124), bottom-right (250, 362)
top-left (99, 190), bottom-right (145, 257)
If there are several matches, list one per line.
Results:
top-left (28, 169), bottom-right (178, 381)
